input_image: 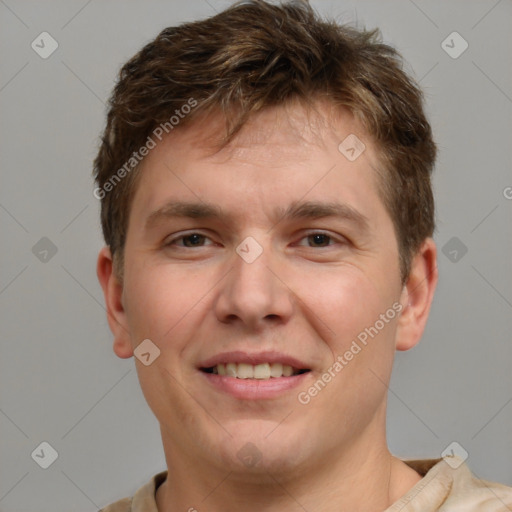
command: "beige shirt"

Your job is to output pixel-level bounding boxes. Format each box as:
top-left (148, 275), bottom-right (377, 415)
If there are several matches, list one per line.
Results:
top-left (100, 457), bottom-right (512, 511)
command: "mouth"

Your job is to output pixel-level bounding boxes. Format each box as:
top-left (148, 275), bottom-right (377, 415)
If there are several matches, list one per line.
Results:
top-left (197, 352), bottom-right (312, 399)
top-left (200, 363), bottom-right (311, 379)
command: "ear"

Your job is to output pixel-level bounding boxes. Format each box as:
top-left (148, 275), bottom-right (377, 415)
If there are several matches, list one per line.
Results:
top-left (395, 238), bottom-right (438, 351)
top-left (96, 246), bottom-right (133, 359)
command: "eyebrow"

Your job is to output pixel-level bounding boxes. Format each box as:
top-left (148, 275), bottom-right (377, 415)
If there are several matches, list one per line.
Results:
top-left (145, 199), bottom-right (370, 231)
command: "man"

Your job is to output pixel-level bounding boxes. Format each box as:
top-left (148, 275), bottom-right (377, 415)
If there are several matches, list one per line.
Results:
top-left (94, 1), bottom-right (512, 510)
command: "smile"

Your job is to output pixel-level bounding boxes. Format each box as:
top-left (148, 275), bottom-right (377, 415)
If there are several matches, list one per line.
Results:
top-left (201, 362), bottom-right (310, 380)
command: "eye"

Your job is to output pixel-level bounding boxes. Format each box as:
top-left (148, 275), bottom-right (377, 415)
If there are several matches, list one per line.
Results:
top-left (164, 231), bottom-right (345, 250)
top-left (296, 231), bottom-right (343, 248)
top-left (165, 232), bottom-right (213, 248)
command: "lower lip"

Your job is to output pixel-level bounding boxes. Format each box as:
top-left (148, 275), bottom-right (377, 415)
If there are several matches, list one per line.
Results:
top-left (200, 371), bottom-right (310, 400)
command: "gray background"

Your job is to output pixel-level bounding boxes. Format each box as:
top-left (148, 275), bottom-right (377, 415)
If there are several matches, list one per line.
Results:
top-left (1, 0), bottom-right (511, 510)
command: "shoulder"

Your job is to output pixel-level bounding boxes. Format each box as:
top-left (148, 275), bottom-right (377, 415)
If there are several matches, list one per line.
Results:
top-left (446, 461), bottom-right (512, 511)
top-left (98, 471), bottom-right (167, 512)
top-left (390, 457), bottom-right (512, 511)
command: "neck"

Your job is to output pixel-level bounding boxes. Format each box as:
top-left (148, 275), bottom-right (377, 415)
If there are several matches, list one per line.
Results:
top-left (155, 428), bottom-right (422, 512)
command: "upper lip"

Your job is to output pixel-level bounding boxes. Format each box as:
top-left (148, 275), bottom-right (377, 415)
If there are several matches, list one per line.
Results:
top-left (198, 351), bottom-right (310, 370)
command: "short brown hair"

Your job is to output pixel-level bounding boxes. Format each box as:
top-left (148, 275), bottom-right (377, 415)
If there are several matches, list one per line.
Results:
top-left (93, 0), bottom-right (436, 284)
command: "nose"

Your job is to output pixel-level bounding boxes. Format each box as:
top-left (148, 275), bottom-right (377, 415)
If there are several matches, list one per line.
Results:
top-left (213, 237), bottom-right (294, 332)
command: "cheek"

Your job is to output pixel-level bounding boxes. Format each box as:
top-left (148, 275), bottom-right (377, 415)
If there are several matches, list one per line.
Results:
top-left (122, 262), bottom-right (201, 344)
top-left (122, 263), bottom-right (208, 423)
top-left (298, 265), bottom-right (396, 349)
top-left (301, 265), bottom-right (400, 410)
top-left (296, 271), bottom-right (397, 428)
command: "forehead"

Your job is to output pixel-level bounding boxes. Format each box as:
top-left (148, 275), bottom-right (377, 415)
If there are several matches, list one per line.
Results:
top-left (129, 100), bottom-right (389, 230)
top-left (170, 99), bottom-right (377, 164)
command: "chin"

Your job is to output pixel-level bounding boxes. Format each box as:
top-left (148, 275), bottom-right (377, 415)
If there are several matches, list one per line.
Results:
top-left (213, 420), bottom-right (312, 476)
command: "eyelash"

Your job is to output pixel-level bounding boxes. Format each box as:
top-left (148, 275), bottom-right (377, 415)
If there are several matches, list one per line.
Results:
top-left (164, 231), bottom-right (345, 249)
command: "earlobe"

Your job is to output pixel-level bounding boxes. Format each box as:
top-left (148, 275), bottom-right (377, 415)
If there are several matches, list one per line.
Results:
top-left (395, 238), bottom-right (438, 352)
top-left (96, 246), bottom-right (134, 359)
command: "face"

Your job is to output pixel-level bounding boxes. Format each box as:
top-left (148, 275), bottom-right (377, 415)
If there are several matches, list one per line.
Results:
top-left (99, 100), bottom-right (435, 476)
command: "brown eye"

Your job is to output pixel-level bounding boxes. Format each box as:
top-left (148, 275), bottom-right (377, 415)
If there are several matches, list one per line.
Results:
top-left (296, 231), bottom-right (342, 248)
top-left (181, 234), bottom-right (206, 247)
top-left (165, 232), bottom-right (212, 248)
top-left (307, 233), bottom-right (332, 247)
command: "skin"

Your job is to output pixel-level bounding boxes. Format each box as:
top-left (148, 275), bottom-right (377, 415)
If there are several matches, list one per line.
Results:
top-left (97, 99), bottom-right (438, 512)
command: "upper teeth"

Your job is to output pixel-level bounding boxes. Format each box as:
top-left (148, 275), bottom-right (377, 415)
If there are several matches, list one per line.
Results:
top-left (214, 363), bottom-right (296, 379)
